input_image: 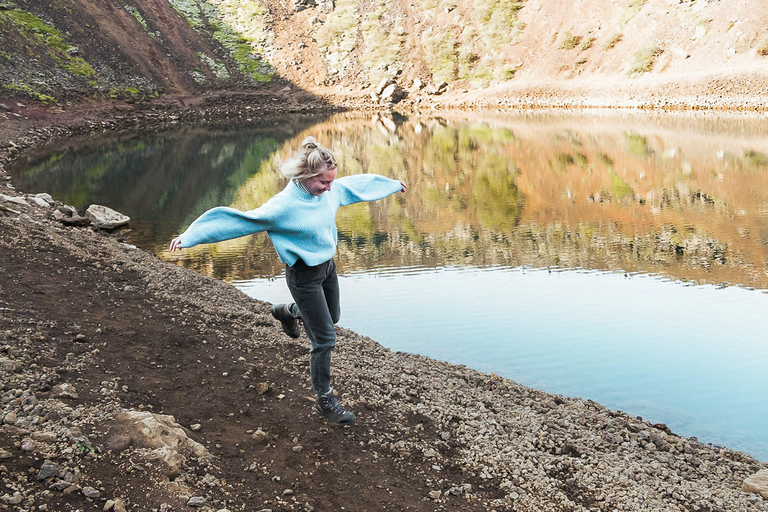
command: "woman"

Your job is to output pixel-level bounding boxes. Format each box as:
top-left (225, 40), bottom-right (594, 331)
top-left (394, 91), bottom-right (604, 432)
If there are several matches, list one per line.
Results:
top-left (170, 136), bottom-right (406, 425)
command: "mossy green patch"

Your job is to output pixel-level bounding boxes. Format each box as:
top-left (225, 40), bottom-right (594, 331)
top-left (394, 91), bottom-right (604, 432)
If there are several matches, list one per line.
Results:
top-left (422, 27), bottom-right (458, 83)
top-left (167, 0), bottom-right (273, 82)
top-left (2, 83), bottom-right (56, 104)
top-left (609, 170), bottom-right (634, 199)
top-left (1, 9), bottom-right (95, 78)
top-left (624, 132), bottom-right (653, 159)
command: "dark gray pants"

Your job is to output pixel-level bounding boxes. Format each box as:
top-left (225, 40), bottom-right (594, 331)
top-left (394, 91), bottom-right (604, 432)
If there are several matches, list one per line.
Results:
top-left (285, 258), bottom-right (340, 395)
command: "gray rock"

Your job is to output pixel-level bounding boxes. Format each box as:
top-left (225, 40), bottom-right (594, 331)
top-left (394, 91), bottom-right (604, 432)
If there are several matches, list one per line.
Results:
top-left (18, 213), bottom-right (40, 226)
top-left (293, 0), bottom-right (315, 12)
top-left (3, 412), bottom-right (17, 425)
top-left (48, 480), bottom-right (70, 491)
top-left (188, 496), bottom-right (207, 507)
top-left (20, 437), bottom-right (35, 452)
top-left (34, 193), bottom-right (54, 204)
top-left (0, 194), bottom-right (28, 206)
top-left (36, 460), bottom-right (61, 481)
top-left (27, 195), bottom-right (50, 207)
top-left (85, 204), bottom-right (130, 230)
top-left (51, 383), bottom-right (79, 399)
top-left (82, 486), bottom-right (100, 498)
top-left (317, 0), bottom-right (334, 13)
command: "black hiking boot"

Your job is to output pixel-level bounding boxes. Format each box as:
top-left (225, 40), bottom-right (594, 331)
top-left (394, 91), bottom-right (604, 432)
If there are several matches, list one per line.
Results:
top-left (315, 388), bottom-right (355, 426)
top-left (270, 303), bottom-right (300, 339)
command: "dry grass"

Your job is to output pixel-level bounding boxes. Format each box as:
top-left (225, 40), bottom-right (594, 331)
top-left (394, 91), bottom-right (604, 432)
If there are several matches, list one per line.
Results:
top-left (629, 45), bottom-right (662, 75)
top-left (603, 33), bottom-right (623, 50)
top-left (758, 39), bottom-right (768, 56)
top-left (559, 30), bottom-right (582, 50)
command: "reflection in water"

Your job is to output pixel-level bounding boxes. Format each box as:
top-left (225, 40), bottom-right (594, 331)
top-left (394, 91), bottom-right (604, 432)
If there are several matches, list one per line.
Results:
top-left (11, 110), bottom-right (768, 461)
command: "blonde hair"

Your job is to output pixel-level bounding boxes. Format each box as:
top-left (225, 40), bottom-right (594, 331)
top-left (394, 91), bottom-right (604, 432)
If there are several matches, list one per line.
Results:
top-left (280, 136), bottom-right (337, 181)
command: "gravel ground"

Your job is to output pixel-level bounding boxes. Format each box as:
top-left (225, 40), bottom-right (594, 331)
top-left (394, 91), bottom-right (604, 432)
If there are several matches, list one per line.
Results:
top-left (1, 89), bottom-right (767, 511)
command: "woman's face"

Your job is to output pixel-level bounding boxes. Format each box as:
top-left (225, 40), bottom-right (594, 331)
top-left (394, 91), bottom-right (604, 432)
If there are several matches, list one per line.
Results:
top-left (304, 165), bottom-right (337, 196)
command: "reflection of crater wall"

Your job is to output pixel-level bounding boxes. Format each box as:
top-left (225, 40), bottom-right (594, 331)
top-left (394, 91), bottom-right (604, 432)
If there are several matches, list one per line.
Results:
top-left (171, 111), bottom-right (768, 289)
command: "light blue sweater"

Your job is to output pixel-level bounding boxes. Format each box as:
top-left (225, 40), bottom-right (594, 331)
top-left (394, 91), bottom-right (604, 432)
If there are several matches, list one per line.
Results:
top-left (178, 174), bottom-right (402, 266)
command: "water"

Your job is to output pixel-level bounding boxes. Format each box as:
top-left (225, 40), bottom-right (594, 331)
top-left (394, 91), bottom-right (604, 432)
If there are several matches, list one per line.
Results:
top-left (11, 110), bottom-right (768, 461)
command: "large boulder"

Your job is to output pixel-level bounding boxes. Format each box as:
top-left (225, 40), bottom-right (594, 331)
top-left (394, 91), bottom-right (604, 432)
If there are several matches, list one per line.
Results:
top-left (114, 411), bottom-right (210, 472)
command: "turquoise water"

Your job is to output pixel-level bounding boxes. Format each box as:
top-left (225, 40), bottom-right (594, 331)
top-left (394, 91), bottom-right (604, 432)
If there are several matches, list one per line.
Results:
top-left (11, 110), bottom-right (768, 461)
top-left (235, 266), bottom-right (768, 461)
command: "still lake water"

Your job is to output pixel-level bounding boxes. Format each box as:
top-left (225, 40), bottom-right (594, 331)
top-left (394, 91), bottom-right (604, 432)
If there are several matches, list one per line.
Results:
top-left (12, 110), bottom-right (768, 462)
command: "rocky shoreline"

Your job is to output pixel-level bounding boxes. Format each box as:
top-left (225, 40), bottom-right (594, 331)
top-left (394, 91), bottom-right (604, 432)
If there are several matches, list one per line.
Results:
top-left (1, 92), bottom-right (768, 511)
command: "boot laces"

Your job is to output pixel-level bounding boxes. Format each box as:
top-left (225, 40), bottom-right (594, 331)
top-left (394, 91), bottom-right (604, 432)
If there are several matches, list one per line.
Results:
top-left (322, 393), bottom-right (346, 414)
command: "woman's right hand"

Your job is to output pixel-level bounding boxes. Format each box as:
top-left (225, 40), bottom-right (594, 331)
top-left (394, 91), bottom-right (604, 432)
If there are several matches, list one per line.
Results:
top-left (169, 237), bottom-right (182, 252)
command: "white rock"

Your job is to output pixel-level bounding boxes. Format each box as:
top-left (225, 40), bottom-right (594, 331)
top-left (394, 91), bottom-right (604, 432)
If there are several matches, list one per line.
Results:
top-left (742, 469), bottom-right (768, 498)
top-left (0, 194), bottom-right (28, 206)
top-left (51, 383), bottom-right (79, 399)
top-left (85, 204), bottom-right (130, 230)
top-left (27, 196), bottom-right (50, 207)
top-left (374, 78), bottom-right (390, 96)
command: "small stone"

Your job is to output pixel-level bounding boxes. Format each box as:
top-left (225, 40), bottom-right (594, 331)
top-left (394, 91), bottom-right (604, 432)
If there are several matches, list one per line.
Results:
top-left (254, 382), bottom-right (269, 395)
top-left (51, 383), bottom-right (78, 399)
top-left (252, 429), bottom-right (268, 442)
top-left (8, 492), bottom-right (22, 505)
top-left (49, 480), bottom-right (70, 490)
top-left (292, 445), bottom-right (303, 452)
top-left (2, 412), bottom-right (17, 425)
top-left (0, 449), bottom-right (12, 459)
top-left (113, 498), bottom-right (127, 512)
top-left (82, 486), bottom-right (100, 498)
top-left (20, 437), bottom-right (35, 452)
top-left (428, 490), bottom-right (442, 500)
top-left (283, 489), bottom-right (294, 495)
top-left (104, 500), bottom-right (116, 510)
top-left (190, 424), bottom-right (202, 431)
top-left (188, 496), bottom-right (207, 507)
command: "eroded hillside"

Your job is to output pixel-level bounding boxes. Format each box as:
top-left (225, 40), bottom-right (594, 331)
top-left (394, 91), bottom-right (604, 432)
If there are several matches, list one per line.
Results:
top-left (1, 0), bottom-right (768, 108)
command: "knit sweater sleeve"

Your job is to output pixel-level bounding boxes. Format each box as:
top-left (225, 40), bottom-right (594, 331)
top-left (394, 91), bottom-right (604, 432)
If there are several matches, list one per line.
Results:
top-left (334, 174), bottom-right (403, 206)
top-left (177, 203), bottom-right (276, 249)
